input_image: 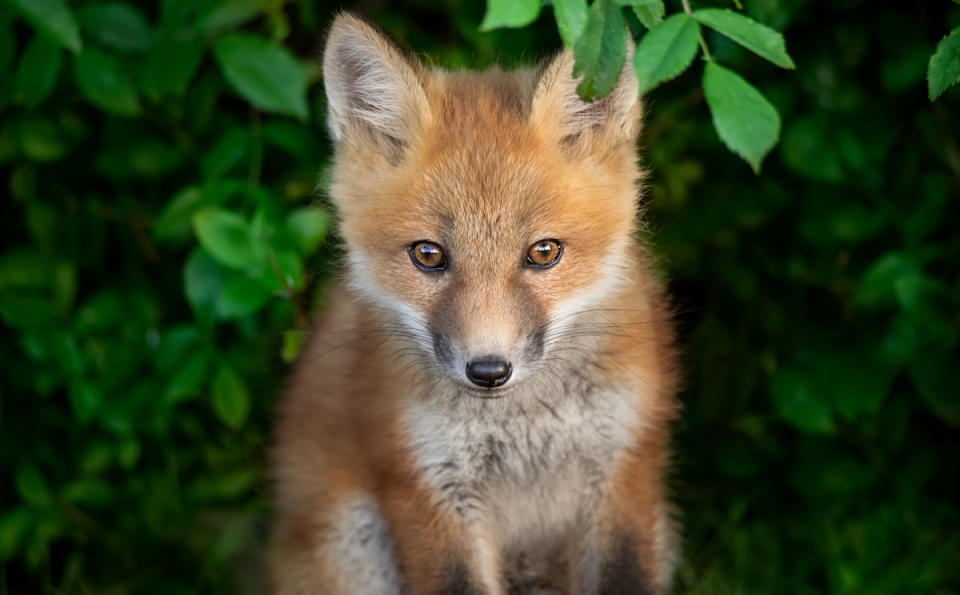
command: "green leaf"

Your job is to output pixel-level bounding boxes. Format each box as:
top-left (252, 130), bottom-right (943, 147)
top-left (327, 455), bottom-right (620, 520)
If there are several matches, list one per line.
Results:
top-left (928, 27), bottom-right (960, 101)
top-left (193, 208), bottom-right (256, 270)
top-left (154, 186), bottom-right (205, 242)
top-left (286, 207), bottom-right (329, 255)
top-left (0, 507), bottom-right (32, 561)
top-left (553, 0), bottom-right (588, 46)
top-left (202, 128), bottom-right (249, 180)
top-left (281, 330), bottom-right (307, 363)
top-left (75, 291), bottom-right (123, 333)
top-left (855, 252), bottom-right (922, 309)
top-left (213, 33), bottom-right (308, 119)
top-left (183, 248), bottom-right (224, 319)
top-left (480, 0), bottom-right (541, 31)
top-left (163, 349), bottom-right (210, 404)
top-left (7, 0), bottom-right (81, 54)
top-left (211, 364), bottom-right (250, 429)
top-left (13, 35), bottom-right (61, 106)
top-left (692, 8), bottom-right (795, 69)
top-left (78, 3), bottom-right (153, 52)
top-left (816, 351), bottom-right (893, 422)
top-left (770, 367), bottom-right (835, 433)
top-left (0, 251), bottom-right (73, 328)
top-left (62, 478), bottom-right (113, 507)
top-left (631, 0), bottom-right (665, 30)
top-left (632, 13), bottom-right (700, 94)
top-left (68, 382), bottom-right (101, 424)
top-left (156, 325), bottom-right (199, 370)
top-left (15, 464), bottom-right (51, 506)
top-left (154, 181), bottom-right (244, 243)
top-left (139, 38), bottom-right (205, 100)
top-left (573, 0), bottom-right (627, 101)
top-left (73, 48), bottom-right (140, 116)
top-left (17, 115), bottom-right (67, 162)
top-left (198, 0), bottom-right (264, 35)
top-left (216, 274), bottom-right (272, 319)
top-left (117, 438), bottom-right (140, 469)
top-left (702, 62), bottom-right (780, 173)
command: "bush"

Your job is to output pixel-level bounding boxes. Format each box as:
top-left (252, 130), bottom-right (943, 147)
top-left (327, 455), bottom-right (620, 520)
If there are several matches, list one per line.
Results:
top-left (0, 0), bottom-right (957, 593)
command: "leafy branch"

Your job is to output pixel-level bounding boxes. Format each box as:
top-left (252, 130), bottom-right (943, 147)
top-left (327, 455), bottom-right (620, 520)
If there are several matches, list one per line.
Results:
top-left (482, 0), bottom-right (797, 173)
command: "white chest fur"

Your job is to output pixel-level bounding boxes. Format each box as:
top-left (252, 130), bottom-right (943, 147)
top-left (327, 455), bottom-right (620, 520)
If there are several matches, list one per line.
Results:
top-left (403, 376), bottom-right (640, 549)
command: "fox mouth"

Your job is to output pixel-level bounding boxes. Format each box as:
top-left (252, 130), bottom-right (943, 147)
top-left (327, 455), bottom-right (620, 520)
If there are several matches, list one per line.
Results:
top-left (461, 383), bottom-right (513, 400)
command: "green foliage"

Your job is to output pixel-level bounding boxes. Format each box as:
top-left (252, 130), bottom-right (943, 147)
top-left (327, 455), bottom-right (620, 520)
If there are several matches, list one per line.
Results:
top-left (702, 61), bottom-right (780, 173)
top-left (1, 0), bottom-right (958, 593)
top-left (928, 26), bottom-right (960, 100)
top-left (573, 0), bottom-right (628, 100)
top-left (78, 2), bottom-right (152, 52)
top-left (553, 0), bottom-right (589, 46)
top-left (484, 0), bottom-right (795, 171)
top-left (73, 46), bottom-right (141, 114)
top-left (6, 0), bottom-right (82, 53)
top-left (480, 0), bottom-right (541, 31)
top-left (691, 8), bottom-right (794, 69)
top-left (213, 33), bottom-right (309, 119)
top-left (632, 13), bottom-right (700, 94)
top-left (12, 36), bottom-right (61, 106)
top-left (631, 0), bottom-right (665, 30)
top-left (211, 364), bottom-right (250, 429)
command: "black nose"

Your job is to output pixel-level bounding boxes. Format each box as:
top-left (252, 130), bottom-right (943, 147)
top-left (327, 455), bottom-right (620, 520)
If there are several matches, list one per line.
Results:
top-left (465, 358), bottom-right (513, 388)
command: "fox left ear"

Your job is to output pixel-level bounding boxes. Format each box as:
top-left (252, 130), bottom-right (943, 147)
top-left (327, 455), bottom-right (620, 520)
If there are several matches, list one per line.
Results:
top-left (530, 48), bottom-right (641, 150)
top-left (322, 13), bottom-right (430, 156)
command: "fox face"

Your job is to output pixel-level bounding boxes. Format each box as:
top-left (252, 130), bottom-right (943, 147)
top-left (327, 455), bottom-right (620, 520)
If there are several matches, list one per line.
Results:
top-left (324, 15), bottom-right (643, 394)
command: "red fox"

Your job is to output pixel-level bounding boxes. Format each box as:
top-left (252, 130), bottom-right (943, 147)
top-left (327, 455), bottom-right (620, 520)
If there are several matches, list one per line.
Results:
top-left (270, 13), bottom-right (679, 594)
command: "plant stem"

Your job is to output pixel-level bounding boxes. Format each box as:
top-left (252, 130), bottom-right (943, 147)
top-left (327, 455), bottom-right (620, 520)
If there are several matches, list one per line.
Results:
top-left (681, 0), bottom-right (713, 62)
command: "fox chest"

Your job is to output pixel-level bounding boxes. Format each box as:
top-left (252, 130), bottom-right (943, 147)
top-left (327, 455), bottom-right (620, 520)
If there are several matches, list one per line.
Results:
top-left (403, 386), bottom-right (639, 547)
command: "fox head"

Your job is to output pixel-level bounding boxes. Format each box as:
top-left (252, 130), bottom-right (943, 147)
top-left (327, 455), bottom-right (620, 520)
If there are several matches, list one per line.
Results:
top-left (323, 14), bottom-right (644, 395)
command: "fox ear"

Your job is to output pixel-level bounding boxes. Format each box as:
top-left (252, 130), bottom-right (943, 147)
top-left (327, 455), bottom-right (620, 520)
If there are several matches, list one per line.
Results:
top-left (530, 49), bottom-right (640, 149)
top-left (322, 13), bottom-right (429, 152)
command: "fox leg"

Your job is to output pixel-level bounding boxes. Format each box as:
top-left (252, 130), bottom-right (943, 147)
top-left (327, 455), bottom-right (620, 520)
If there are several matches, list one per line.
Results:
top-left (270, 488), bottom-right (501, 594)
top-left (269, 494), bottom-right (403, 595)
top-left (568, 455), bottom-right (677, 594)
top-left (380, 488), bottom-right (504, 595)
top-left (568, 516), bottom-right (663, 595)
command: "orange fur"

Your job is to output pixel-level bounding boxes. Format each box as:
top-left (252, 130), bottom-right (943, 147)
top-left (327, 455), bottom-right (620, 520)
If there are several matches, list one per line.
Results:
top-left (270, 13), bottom-right (679, 594)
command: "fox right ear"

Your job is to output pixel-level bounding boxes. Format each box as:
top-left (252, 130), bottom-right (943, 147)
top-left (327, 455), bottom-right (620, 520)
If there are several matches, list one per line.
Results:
top-left (322, 14), bottom-right (429, 153)
top-left (530, 49), bottom-right (641, 151)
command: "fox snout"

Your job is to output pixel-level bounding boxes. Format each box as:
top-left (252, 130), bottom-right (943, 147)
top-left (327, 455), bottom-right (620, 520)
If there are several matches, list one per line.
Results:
top-left (423, 271), bottom-right (550, 393)
top-left (431, 320), bottom-right (542, 392)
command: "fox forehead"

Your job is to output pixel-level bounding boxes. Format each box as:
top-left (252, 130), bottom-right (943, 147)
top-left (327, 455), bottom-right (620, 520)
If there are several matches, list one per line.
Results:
top-left (333, 70), bottom-right (636, 252)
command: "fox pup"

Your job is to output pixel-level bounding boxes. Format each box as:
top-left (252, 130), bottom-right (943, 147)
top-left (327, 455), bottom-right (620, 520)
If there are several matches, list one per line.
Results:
top-left (270, 13), bottom-right (679, 595)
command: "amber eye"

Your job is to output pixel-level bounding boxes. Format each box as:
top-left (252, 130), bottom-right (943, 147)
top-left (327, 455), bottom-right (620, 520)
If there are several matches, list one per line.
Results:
top-left (409, 241), bottom-right (446, 271)
top-left (526, 239), bottom-right (562, 268)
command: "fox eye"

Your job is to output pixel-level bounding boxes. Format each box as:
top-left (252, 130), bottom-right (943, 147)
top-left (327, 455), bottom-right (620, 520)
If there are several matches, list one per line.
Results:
top-left (409, 241), bottom-right (446, 271)
top-left (526, 239), bottom-right (562, 268)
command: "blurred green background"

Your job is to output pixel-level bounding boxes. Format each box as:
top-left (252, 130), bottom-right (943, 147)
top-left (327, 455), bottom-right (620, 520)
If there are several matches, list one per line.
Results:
top-left (1, 0), bottom-right (958, 593)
